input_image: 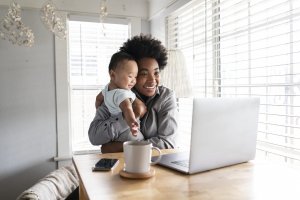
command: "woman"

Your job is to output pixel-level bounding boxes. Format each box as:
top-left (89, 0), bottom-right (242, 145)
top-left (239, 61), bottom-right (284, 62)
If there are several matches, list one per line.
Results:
top-left (88, 34), bottom-right (178, 153)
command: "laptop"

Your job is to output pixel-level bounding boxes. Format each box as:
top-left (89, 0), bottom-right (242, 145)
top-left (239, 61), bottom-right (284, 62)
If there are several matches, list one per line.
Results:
top-left (157, 97), bottom-right (260, 174)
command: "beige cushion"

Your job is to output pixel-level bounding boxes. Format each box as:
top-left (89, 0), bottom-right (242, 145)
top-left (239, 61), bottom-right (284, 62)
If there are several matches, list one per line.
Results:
top-left (17, 165), bottom-right (79, 200)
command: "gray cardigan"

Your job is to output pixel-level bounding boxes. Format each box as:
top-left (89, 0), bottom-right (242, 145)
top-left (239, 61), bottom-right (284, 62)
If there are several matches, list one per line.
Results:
top-left (88, 86), bottom-right (178, 149)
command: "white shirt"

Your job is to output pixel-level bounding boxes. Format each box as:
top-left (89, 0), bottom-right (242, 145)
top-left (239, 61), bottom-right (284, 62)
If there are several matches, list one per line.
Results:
top-left (102, 84), bottom-right (136, 115)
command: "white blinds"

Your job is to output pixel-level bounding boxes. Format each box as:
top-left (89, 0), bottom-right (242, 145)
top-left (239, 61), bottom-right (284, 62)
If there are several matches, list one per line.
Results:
top-left (167, 0), bottom-right (300, 165)
top-left (69, 20), bottom-right (129, 86)
top-left (68, 19), bottom-right (129, 152)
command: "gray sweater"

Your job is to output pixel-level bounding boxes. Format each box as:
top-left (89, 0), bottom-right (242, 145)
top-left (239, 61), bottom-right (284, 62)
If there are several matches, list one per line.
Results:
top-left (88, 86), bottom-right (178, 149)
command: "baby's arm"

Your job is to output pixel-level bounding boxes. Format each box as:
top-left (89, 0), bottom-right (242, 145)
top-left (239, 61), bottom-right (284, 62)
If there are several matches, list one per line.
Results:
top-left (95, 92), bottom-right (104, 109)
top-left (132, 98), bottom-right (147, 119)
top-left (119, 99), bottom-right (139, 136)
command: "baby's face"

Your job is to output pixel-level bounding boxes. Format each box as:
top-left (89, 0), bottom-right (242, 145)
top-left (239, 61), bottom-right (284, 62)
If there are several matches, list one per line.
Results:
top-left (111, 60), bottom-right (138, 90)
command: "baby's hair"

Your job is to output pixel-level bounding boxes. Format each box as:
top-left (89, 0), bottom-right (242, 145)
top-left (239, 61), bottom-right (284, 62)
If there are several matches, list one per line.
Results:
top-left (108, 51), bottom-right (135, 71)
top-left (120, 34), bottom-right (168, 70)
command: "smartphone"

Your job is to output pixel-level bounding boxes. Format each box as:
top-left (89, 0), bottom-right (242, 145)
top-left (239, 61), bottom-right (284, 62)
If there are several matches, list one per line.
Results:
top-left (92, 158), bottom-right (119, 171)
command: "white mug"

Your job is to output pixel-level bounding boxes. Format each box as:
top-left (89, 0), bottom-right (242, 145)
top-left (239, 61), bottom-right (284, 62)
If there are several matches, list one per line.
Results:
top-left (123, 141), bottom-right (162, 173)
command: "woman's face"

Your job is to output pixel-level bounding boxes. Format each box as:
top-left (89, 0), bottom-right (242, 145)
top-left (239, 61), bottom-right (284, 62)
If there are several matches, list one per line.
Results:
top-left (135, 57), bottom-right (160, 97)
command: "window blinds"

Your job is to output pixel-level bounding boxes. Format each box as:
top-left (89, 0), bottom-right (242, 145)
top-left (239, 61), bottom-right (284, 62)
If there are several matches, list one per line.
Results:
top-left (69, 20), bottom-right (129, 86)
top-left (167, 0), bottom-right (300, 165)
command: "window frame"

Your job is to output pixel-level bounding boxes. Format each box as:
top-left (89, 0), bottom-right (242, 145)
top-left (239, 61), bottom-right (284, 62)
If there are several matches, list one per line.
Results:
top-left (54, 13), bottom-right (142, 166)
top-left (68, 17), bottom-right (130, 153)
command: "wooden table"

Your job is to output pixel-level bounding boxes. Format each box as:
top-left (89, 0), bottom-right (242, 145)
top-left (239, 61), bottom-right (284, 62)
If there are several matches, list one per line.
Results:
top-left (73, 150), bottom-right (300, 200)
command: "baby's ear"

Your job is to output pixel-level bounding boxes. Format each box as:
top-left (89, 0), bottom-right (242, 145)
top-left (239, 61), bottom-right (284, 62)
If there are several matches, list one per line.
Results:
top-left (109, 70), bottom-right (115, 79)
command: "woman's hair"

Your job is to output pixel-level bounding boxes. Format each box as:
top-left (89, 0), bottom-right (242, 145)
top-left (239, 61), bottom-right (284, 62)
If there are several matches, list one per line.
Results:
top-left (120, 34), bottom-right (168, 70)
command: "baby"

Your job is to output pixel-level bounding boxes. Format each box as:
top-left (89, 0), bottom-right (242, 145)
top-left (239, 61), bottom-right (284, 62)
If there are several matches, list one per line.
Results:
top-left (96, 51), bottom-right (146, 141)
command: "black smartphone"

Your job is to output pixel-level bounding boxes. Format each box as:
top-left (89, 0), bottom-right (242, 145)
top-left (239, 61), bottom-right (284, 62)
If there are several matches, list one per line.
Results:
top-left (92, 158), bottom-right (119, 171)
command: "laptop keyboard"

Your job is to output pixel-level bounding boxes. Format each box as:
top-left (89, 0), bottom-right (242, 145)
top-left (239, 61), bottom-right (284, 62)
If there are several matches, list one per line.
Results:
top-left (171, 160), bottom-right (189, 168)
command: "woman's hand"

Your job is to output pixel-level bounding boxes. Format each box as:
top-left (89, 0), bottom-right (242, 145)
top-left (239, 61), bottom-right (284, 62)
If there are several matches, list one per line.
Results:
top-left (132, 98), bottom-right (147, 118)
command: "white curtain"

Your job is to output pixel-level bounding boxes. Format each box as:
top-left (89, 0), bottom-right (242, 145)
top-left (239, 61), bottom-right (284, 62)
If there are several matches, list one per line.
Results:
top-left (160, 49), bottom-right (193, 98)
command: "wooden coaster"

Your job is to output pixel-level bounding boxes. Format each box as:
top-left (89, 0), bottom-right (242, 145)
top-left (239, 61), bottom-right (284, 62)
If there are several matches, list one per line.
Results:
top-left (119, 168), bottom-right (155, 179)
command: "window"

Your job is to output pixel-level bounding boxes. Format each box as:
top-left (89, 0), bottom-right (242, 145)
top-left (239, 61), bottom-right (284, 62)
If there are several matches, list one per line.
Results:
top-left (68, 18), bottom-right (129, 153)
top-left (167, 0), bottom-right (300, 166)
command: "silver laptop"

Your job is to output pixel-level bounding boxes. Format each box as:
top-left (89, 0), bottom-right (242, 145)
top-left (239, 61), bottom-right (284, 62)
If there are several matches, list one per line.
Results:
top-left (157, 97), bottom-right (260, 174)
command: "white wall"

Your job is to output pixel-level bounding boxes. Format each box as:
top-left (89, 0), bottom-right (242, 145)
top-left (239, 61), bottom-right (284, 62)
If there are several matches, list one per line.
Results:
top-left (0, 0), bottom-right (148, 18)
top-left (0, 0), bottom-right (149, 199)
top-left (0, 8), bottom-right (57, 199)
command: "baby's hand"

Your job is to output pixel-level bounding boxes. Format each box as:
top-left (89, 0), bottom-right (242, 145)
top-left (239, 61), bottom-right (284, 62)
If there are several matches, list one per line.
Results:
top-left (95, 92), bottom-right (104, 109)
top-left (130, 121), bottom-right (139, 136)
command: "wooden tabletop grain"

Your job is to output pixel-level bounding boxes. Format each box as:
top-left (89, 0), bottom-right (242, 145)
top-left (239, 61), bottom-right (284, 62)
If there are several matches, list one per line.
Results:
top-left (73, 150), bottom-right (300, 200)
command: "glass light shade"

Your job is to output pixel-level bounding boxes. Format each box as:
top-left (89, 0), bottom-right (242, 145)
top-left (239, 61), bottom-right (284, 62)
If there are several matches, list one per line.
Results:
top-left (0, 2), bottom-right (34, 47)
top-left (40, 0), bottom-right (67, 39)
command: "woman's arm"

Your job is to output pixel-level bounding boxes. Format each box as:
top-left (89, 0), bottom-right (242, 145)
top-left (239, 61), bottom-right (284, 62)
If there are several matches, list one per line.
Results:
top-left (88, 104), bottom-right (113, 145)
top-left (132, 98), bottom-right (147, 119)
top-left (88, 103), bottom-right (128, 147)
top-left (142, 88), bottom-right (178, 149)
top-left (152, 93), bottom-right (178, 149)
top-left (101, 142), bottom-right (123, 153)
top-left (99, 99), bottom-right (146, 152)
